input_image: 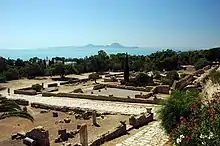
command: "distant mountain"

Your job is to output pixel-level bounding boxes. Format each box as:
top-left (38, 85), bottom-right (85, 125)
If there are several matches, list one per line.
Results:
top-left (82, 43), bottom-right (138, 48)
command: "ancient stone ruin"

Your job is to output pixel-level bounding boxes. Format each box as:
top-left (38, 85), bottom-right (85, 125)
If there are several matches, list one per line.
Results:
top-left (25, 126), bottom-right (50, 146)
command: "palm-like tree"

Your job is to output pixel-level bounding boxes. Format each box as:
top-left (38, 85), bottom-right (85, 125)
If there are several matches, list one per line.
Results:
top-left (0, 96), bottom-right (33, 121)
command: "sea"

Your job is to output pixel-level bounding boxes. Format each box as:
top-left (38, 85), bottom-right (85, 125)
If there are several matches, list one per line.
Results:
top-left (0, 46), bottom-right (199, 60)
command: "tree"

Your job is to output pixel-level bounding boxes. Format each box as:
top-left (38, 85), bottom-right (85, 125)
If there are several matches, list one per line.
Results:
top-left (51, 63), bottom-right (65, 78)
top-left (124, 53), bottom-right (129, 82)
top-left (15, 58), bottom-right (25, 67)
top-left (161, 71), bottom-right (179, 86)
top-left (194, 58), bottom-right (209, 70)
top-left (4, 68), bottom-right (20, 80)
top-left (0, 96), bottom-right (33, 121)
top-left (135, 72), bottom-right (153, 86)
top-left (0, 74), bottom-right (6, 83)
top-left (88, 73), bottom-right (99, 83)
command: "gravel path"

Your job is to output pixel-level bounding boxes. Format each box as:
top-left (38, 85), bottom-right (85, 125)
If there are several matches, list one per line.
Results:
top-left (5, 94), bottom-right (159, 115)
top-left (116, 121), bottom-right (169, 146)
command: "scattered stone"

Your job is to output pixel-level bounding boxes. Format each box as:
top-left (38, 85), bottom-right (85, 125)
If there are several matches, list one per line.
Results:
top-left (58, 120), bottom-right (64, 123)
top-left (91, 91), bottom-right (93, 94)
top-left (65, 142), bottom-right (72, 146)
top-left (58, 129), bottom-right (68, 141)
top-left (146, 108), bottom-right (152, 114)
top-left (101, 115), bottom-right (105, 119)
top-left (25, 126), bottom-right (50, 146)
top-left (68, 111), bottom-right (73, 115)
top-left (22, 106), bottom-right (27, 112)
top-left (40, 110), bottom-right (48, 114)
top-left (98, 89), bottom-right (101, 92)
top-left (105, 87), bottom-right (107, 90)
top-left (64, 117), bottom-right (71, 123)
top-left (54, 137), bottom-right (62, 143)
top-left (77, 124), bottom-right (81, 129)
top-left (17, 124), bottom-right (20, 126)
top-left (67, 130), bottom-right (78, 138)
top-left (53, 112), bottom-right (58, 117)
top-left (73, 88), bottom-right (83, 93)
top-left (23, 137), bottom-right (36, 146)
top-left (75, 114), bottom-right (80, 119)
top-left (11, 134), bottom-right (18, 140)
top-left (17, 131), bottom-right (26, 138)
top-left (127, 96), bottom-right (130, 99)
top-left (109, 94), bottom-right (113, 97)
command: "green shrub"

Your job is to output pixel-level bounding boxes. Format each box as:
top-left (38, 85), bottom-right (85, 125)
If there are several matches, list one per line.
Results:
top-left (161, 77), bottom-right (173, 86)
top-left (0, 74), bottom-right (6, 83)
top-left (32, 84), bottom-right (42, 92)
top-left (180, 73), bottom-right (188, 78)
top-left (88, 73), bottom-right (99, 83)
top-left (210, 71), bottom-right (220, 84)
top-left (194, 58), bottom-right (209, 70)
top-left (161, 71), bottom-right (179, 86)
top-left (166, 71), bottom-right (179, 80)
top-left (172, 93), bottom-right (220, 145)
top-left (134, 72), bottom-right (153, 86)
top-left (158, 89), bottom-right (200, 134)
top-left (4, 68), bottom-right (19, 81)
top-left (153, 71), bottom-right (161, 79)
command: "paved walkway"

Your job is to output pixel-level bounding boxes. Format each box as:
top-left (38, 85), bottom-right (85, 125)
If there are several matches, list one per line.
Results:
top-left (5, 94), bottom-right (159, 115)
top-left (116, 121), bottom-right (169, 146)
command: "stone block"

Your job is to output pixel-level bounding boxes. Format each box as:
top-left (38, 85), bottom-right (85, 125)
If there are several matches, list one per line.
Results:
top-left (23, 137), bottom-right (36, 146)
top-left (53, 112), bottom-right (58, 117)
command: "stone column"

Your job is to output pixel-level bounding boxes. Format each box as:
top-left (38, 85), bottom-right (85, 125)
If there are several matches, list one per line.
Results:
top-left (79, 124), bottom-right (88, 146)
top-left (92, 110), bottom-right (97, 126)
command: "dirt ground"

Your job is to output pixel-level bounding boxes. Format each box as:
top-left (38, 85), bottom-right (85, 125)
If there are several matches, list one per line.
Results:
top-left (0, 107), bottom-right (129, 146)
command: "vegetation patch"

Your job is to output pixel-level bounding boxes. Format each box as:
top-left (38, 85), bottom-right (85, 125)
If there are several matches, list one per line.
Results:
top-left (158, 89), bottom-right (220, 145)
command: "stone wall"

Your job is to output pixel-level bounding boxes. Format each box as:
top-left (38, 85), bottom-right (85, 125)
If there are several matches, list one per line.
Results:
top-left (151, 85), bottom-right (170, 94)
top-left (135, 92), bottom-right (153, 99)
top-left (93, 84), bottom-right (105, 90)
top-left (14, 89), bottom-right (37, 95)
top-left (173, 65), bottom-right (219, 91)
top-left (129, 113), bottom-right (153, 128)
top-left (42, 92), bottom-right (162, 104)
top-left (31, 102), bottom-right (101, 115)
top-left (10, 99), bottom-right (29, 106)
top-left (103, 84), bottom-right (153, 92)
top-left (89, 122), bottom-right (126, 146)
top-left (173, 75), bottom-right (195, 90)
top-left (44, 87), bottom-right (58, 92)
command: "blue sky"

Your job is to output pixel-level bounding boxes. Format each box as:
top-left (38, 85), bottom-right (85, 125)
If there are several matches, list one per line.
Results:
top-left (1, 0), bottom-right (220, 49)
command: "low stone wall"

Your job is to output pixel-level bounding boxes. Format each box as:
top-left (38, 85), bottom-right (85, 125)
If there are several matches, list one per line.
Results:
top-left (42, 92), bottom-right (162, 104)
top-left (30, 102), bottom-right (111, 116)
top-left (93, 84), bottom-right (105, 90)
top-left (203, 65), bottom-right (211, 70)
top-left (135, 92), bottom-right (153, 99)
top-left (44, 87), bottom-right (58, 92)
top-left (10, 99), bottom-right (29, 106)
top-left (31, 103), bottom-right (71, 112)
top-left (151, 85), bottom-right (170, 94)
top-left (194, 69), bottom-right (205, 76)
top-left (173, 75), bottom-right (195, 90)
top-left (104, 84), bottom-right (153, 92)
top-left (89, 122), bottom-right (126, 146)
top-left (129, 113), bottom-right (153, 128)
top-left (14, 89), bottom-right (37, 95)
